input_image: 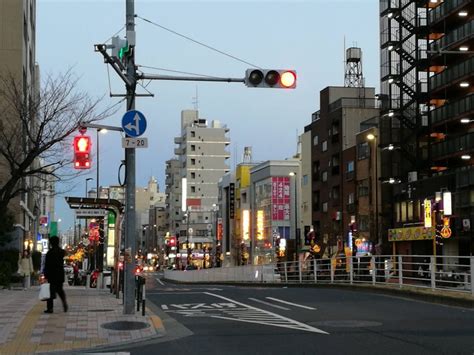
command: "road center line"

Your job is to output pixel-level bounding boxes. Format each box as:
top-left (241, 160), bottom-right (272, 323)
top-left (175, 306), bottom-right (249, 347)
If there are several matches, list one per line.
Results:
top-left (248, 298), bottom-right (290, 310)
top-left (265, 297), bottom-right (317, 310)
top-left (204, 292), bottom-right (328, 334)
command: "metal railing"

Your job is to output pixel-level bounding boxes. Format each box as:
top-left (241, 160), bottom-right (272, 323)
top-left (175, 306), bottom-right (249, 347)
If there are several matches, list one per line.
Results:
top-left (164, 254), bottom-right (474, 296)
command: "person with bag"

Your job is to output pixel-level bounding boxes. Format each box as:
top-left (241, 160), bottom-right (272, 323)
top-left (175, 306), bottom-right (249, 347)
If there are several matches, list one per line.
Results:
top-left (18, 250), bottom-right (33, 289)
top-left (43, 236), bottom-right (68, 313)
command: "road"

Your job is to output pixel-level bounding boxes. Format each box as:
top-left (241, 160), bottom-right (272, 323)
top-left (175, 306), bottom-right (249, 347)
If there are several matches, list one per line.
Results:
top-left (107, 272), bottom-right (474, 355)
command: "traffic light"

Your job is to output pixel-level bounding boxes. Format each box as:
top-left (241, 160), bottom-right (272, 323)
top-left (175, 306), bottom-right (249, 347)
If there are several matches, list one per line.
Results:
top-left (111, 36), bottom-right (130, 61)
top-left (73, 135), bottom-right (91, 169)
top-left (245, 69), bottom-right (297, 89)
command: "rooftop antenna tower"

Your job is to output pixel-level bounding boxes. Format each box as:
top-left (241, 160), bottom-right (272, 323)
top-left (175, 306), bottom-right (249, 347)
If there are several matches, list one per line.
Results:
top-left (192, 86), bottom-right (199, 110)
top-left (344, 46), bottom-right (365, 88)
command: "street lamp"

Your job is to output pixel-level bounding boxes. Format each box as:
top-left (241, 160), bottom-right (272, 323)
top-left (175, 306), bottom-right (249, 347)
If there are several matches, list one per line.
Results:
top-left (366, 133), bottom-right (380, 249)
top-left (96, 128), bottom-right (107, 198)
top-left (289, 171), bottom-right (299, 262)
top-left (85, 178), bottom-right (93, 197)
top-left (211, 203), bottom-right (218, 267)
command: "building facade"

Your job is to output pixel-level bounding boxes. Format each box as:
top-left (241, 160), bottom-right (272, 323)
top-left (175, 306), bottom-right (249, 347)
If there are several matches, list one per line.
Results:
top-left (379, 0), bottom-right (473, 257)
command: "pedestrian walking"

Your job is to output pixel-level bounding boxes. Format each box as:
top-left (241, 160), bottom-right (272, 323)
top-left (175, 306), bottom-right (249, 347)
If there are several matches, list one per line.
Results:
top-left (17, 250), bottom-right (33, 289)
top-left (43, 236), bottom-right (68, 313)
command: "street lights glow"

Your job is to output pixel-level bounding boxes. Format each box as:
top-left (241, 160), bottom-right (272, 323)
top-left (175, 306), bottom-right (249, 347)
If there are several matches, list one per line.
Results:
top-left (367, 133), bottom-right (376, 141)
top-left (461, 154), bottom-right (471, 160)
top-left (460, 118), bottom-right (472, 124)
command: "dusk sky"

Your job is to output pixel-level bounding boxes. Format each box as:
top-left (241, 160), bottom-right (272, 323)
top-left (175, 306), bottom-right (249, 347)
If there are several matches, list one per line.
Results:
top-left (37, 0), bottom-right (379, 231)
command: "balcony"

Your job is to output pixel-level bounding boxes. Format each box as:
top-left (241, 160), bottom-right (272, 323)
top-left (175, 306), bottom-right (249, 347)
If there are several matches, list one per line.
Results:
top-left (429, 0), bottom-right (471, 26)
top-left (430, 56), bottom-right (474, 92)
top-left (431, 93), bottom-right (474, 126)
top-left (174, 147), bottom-right (184, 155)
top-left (431, 132), bottom-right (474, 160)
top-left (174, 137), bottom-right (182, 144)
top-left (430, 20), bottom-right (473, 53)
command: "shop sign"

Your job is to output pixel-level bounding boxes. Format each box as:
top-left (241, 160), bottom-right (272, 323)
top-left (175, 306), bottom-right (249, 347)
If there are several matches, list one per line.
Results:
top-left (388, 226), bottom-right (435, 242)
top-left (424, 199), bottom-right (432, 228)
top-left (440, 217), bottom-right (452, 239)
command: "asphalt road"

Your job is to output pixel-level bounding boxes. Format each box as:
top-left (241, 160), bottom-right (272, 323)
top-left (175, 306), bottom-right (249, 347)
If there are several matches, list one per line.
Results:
top-left (107, 272), bottom-right (474, 355)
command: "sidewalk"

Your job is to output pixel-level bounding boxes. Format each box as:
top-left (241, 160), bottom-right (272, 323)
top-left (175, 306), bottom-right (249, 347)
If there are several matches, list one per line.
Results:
top-left (0, 285), bottom-right (165, 354)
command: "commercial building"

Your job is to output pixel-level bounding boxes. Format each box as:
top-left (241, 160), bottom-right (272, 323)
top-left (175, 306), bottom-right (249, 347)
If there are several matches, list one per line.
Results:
top-left (309, 86), bottom-right (379, 257)
top-left (166, 109), bottom-right (230, 268)
top-left (379, 0), bottom-right (473, 256)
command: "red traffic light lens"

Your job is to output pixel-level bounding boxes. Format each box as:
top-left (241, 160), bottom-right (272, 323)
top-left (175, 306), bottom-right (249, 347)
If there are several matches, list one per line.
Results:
top-left (280, 71), bottom-right (296, 88)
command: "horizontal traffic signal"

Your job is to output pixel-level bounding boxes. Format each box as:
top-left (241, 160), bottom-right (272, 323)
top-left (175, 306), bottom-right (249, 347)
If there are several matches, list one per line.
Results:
top-left (245, 69), bottom-right (297, 89)
top-left (73, 135), bottom-right (91, 169)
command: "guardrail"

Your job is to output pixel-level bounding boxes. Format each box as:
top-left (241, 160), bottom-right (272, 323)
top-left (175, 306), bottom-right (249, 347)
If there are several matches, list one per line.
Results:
top-left (164, 255), bottom-right (474, 296)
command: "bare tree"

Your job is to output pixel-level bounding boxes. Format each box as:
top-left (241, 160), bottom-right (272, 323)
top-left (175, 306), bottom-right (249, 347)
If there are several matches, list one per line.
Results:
top-left (0, 71), bottom-right (117, 243)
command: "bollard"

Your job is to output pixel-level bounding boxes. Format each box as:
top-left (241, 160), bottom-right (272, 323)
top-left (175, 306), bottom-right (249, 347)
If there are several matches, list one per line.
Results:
top-left (142, 285), bottom-right (146, 316)
top-left (86, 274), bottom-right (91, 289)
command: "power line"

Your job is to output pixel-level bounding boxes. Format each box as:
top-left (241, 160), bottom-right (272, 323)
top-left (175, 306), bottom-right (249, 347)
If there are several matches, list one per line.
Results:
top-left (136, 15), bottom-right (261, 69)
top-left (102, 25), bottom-right (126, 44)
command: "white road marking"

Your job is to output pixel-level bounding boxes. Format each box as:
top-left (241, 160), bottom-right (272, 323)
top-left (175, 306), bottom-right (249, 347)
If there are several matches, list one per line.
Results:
top-left (204, 292), bottom-right (328, 334)
top-left (248, 297), bottom-right (290, 310)
top-left (161, 304), bottom-right (169, 310)
top-left (155, 278), bottom-right (165, 286)
top-left (265, 297), bottom-right (317, 310)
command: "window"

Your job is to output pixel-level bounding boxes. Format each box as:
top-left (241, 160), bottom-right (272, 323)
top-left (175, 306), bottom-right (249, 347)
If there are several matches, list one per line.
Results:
top-left (359, 215), bottom-right (369, 231)
top-left (322, 202), bottom-right (328, 212)
top-left (348, 192), bottom-right (355, 204)
top-left (191, 159), bottom-right (196, 165)
top-left (322, 140), bottom-right (328, 152)
top-left (313, 191), bottom-right (320, 211)
top-left (313, 161), bottom-right (320, 181)
top-left (347, 161), bottom-right (354, 172)
top-left (191, 145), bottom-right (196, 151)
top-left (358, 142), bottom-right (370, 160)
top-left (313, 135), bottom-right (319, 146)
top-left (322, 171), bottom-right (328, 182)
top-left (302, 175), bottom-right (308, 185)
top-left (190, 131), bottom-right (195, 137)
top-left (332, 186), bottom-right (340, 200)
top-left (358, 179), bottom-right (369, 197)
top-left (191, 186), bottom-right (196, 193)
top-left (191, 172), bottom-right (195, 179)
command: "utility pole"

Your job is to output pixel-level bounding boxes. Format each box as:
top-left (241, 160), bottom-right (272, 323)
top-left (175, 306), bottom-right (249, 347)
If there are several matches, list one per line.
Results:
top-left (123, 0), bottom-right (137, 315)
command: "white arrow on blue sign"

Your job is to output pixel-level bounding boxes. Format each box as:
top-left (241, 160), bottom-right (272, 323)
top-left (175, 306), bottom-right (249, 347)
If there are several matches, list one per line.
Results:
top-left (121, 110), bottom-right (147, 137)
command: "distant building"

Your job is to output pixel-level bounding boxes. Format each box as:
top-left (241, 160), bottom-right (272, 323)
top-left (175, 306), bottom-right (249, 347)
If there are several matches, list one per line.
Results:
top-left (166, 110), bottom-right (230, 267)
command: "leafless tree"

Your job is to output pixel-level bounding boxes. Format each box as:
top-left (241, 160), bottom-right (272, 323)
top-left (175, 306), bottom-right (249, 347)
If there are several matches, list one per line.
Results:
top-left (0, 71), bottom-right (118, 240)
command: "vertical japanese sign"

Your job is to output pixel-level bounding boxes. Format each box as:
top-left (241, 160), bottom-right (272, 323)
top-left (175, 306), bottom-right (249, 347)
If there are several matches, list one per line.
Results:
top-left (271, 177), bottom-right (290, 220)
top-left (229, 183), bottom-right (235, 219)
top-left (424, 199), bottom-right (432, 228)
top-left (257, 210), bottom-right (264, 240)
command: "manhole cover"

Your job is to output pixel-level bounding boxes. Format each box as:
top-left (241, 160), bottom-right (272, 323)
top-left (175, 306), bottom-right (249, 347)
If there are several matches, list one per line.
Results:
top-left (88, 309), bottom-right (114, 312)
top-left (102, 321), bottom-right (150, 331)
top-left (310, 320), bottom-right (382, 328)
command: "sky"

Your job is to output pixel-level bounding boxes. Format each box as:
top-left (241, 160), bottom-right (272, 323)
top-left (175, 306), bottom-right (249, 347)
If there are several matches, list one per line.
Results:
top-left (36, 0), bottom-right (380, 231)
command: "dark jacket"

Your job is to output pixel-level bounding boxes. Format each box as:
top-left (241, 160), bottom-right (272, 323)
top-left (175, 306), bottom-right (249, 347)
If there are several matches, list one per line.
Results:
top-left (44, 246), bottom-right (66, 284)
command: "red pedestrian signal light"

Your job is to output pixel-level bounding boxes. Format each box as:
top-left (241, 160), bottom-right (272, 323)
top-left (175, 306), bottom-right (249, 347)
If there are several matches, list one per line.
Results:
top-left (245, 69), bottom-right (297, 89)
top-left (73, 135), bottom-right (91, 169)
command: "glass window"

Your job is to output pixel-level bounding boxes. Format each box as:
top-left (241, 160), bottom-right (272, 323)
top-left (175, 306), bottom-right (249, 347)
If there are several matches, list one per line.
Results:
top-left (191, 145), bottom-right (196, 151)
top-left (348, 192), bottom-right (355, 204)
top-left (358, 142), bottom-right (370, 160)
top-left (302, 175), bottom-right (308, 185)
top-left (322, 171), bottom-right (328, 182)
top-left (190, 131), bottom-right (195, 137)
top-left (322, 140), bottom-right (328, 152)
top-left (313, 135), bottom-right (319, 146)
top-left (358, 179), bottom-right (369, 197)
top-left (191, 159), bottom-right (196, 165)
top-left (347, 161), bottom-right (354, 172)
top-left (322, 202), bottom-right (328, 212)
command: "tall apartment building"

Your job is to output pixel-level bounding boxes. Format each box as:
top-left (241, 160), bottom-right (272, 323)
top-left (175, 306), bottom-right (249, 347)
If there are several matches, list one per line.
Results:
top-left (0, 0), bottom-right (41, 251)
top-left (310, 86), bottom-right (379, 257)
top-left (379, 0), bottom-right (473, 256)
top-left (166, 110), bottom-right (230, 267)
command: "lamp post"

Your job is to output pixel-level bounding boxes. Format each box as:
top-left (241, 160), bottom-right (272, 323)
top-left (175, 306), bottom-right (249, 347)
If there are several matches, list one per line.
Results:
top-left (367, 133), bottom-right (379, 250)
top-left (289, 172), bottom-right (298, 262)
top-left (211, 203), bottom-right (218, 267)
top-left (85, 178), bottom-right (93, 197)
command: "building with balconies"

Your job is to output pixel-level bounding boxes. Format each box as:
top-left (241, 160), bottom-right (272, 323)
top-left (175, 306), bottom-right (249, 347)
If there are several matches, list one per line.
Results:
top-left (379, 0), bottom-right (473, 257)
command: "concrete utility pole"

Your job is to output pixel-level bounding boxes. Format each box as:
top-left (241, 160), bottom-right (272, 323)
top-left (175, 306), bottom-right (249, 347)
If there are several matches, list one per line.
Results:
top-left (123, 0), bottom-right (137, 315)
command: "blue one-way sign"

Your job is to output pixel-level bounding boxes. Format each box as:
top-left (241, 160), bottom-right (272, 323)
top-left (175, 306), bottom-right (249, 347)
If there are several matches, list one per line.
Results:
top-left (121, 110), bottom-right (147, 137)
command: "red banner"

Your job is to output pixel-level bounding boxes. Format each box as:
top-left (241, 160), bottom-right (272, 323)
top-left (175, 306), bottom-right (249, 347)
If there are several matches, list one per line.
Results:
top-left (271, 177), bottom-right (290, 221)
